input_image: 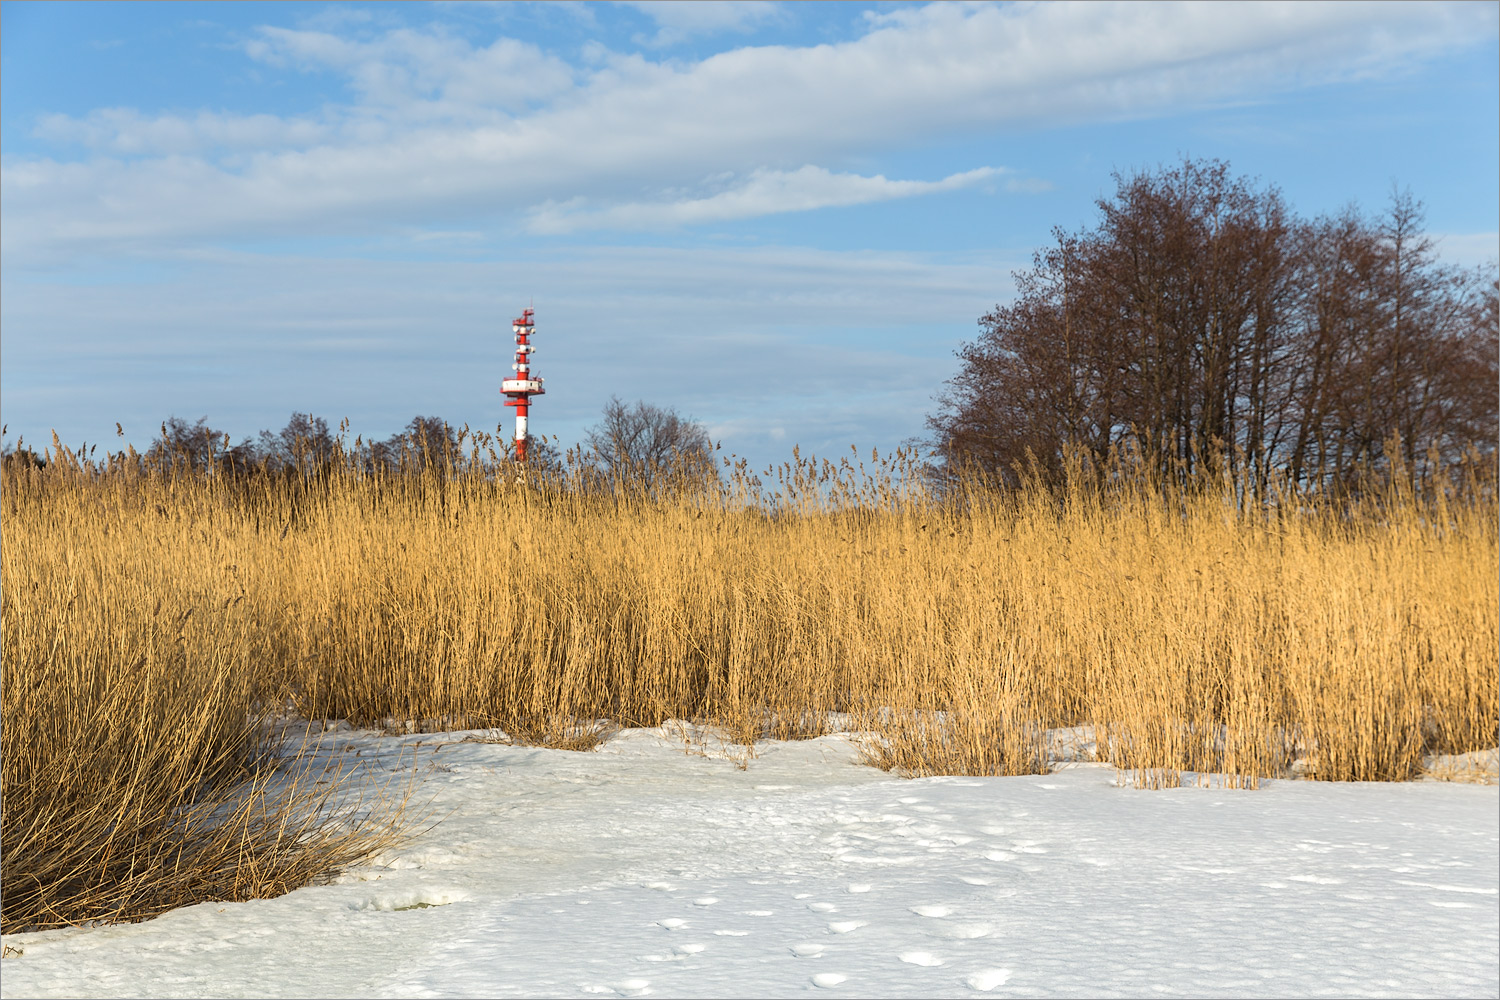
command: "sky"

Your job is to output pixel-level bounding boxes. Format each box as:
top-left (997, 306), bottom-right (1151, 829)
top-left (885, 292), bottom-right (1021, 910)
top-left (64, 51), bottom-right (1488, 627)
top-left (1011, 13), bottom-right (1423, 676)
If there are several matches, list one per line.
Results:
top-left (2, 1), bottom-right (1497, 471)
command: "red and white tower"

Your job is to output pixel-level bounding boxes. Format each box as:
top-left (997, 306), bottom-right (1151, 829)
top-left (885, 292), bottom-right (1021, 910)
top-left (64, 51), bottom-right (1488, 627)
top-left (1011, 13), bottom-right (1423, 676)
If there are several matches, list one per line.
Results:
top-left (501, 307), bottom-right (545, 461)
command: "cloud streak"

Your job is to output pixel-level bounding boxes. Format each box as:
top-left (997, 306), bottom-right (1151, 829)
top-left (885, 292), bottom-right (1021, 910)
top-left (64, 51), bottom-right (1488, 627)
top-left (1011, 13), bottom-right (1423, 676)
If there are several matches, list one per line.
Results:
top-left (3, 1), bottom-right (1493, 261)
top-left (524, 166), bottom-right (1006, 233)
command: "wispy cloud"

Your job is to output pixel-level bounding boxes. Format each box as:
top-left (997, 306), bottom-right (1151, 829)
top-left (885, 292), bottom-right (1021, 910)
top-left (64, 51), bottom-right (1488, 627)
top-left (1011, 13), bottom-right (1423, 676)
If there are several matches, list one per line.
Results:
top-left (525, 166), bottom-right (1005, 233)
top-left (4, 1), bottom-right (1493, 261)
top-left (243, 25), bottom-right (579, 116)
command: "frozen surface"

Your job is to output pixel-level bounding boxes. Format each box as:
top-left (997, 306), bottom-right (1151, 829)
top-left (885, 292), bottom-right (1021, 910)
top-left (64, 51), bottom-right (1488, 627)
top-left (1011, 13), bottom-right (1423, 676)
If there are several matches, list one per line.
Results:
top-left (2, 725), bottom-right (1496, 999)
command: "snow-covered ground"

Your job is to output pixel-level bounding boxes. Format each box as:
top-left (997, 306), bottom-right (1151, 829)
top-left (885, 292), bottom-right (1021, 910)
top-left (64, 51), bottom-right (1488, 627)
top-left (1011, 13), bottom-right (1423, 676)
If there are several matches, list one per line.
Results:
top-left (3, 724), bottom-right (1496, 999)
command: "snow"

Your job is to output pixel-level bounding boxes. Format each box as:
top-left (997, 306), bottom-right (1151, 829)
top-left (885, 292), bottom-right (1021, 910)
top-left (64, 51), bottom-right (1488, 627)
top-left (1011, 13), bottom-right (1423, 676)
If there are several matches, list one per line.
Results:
top-left (2, 725), bottom-right (1496, 999)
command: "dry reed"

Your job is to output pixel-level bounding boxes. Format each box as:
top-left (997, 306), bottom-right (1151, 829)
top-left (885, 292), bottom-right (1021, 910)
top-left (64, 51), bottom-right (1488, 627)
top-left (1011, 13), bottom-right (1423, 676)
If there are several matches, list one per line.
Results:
top-left (1, 444), bottom-right (409, 933)
top-left (4, 433), bottom-right (1495, 928)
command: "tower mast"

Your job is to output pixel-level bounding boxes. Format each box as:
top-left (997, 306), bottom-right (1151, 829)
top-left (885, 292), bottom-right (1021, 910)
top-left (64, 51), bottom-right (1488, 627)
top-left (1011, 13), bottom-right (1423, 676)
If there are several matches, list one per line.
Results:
top-left (500, 307), bottom-right (545, 461)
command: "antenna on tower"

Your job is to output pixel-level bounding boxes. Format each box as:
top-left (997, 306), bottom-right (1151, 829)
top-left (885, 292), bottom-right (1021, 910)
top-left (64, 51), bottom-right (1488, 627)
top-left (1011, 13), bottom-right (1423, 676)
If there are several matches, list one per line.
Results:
top-left (500, 306), bottom-right (544, 461)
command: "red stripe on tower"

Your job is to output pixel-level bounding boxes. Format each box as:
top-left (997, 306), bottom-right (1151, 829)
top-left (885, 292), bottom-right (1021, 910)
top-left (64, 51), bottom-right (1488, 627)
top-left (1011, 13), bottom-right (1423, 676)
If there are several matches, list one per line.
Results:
top-left (500, 307), bottom-right (545, 461)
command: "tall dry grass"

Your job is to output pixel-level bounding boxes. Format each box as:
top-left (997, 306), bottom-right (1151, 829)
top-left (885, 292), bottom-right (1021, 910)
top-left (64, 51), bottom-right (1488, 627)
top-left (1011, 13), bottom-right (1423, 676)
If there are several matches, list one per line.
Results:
top-left (1, 444), bottom-right (407, 934)
top-left (4, 434), bottom-right (1495, 928)
top-left (267, 441), bottom-right (1494, 790)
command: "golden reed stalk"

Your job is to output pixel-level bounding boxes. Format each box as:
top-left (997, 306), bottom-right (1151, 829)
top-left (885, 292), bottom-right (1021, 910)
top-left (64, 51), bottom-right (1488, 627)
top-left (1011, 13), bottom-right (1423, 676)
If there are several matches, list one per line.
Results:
top-left (4, 435), bottom-right (1494, 929)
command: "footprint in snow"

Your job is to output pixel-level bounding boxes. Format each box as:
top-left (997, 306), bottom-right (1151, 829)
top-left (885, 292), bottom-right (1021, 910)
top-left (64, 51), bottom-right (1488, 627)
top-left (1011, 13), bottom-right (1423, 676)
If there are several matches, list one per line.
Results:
top-left (792, 943), bottom-right (825, 958)
top-left (812, 973), bottom-right (848, 988)
top-left (655, 918), bottom-right (686, 930)
top-left (910, 904), bottom-right (953, 918)
top-left (672, 944), bottom-right (705, 956)
top-left (899, 951), bottom-right (944, 967)
top-left (966, 968), bottom-right (1012, 991)
top-left (827, 921), bottom-right (866, 934)
top-left (691, 897), bottom-right (718, 906)
top-left (808, 902), bottom-right (837, 912)
top-left (612, 978), bottom-right (651, 996)
top-left (847, 883), bottom-right (872, 894)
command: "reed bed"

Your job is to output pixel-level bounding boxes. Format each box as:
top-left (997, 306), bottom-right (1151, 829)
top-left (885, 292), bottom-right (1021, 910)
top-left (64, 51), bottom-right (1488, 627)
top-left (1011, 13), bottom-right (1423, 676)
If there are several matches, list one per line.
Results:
top-left (3, 437), bottom-right (1495, 929)
top-left (1, 445), bottom-right (411, 934)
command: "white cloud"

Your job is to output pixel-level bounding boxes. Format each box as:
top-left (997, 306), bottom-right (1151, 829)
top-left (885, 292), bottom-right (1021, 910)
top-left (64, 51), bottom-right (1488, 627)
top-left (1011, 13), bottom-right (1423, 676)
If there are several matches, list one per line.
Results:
top-left (244, 26), bottom-right (578, 117)
top-left (525, 165), bottom-right (1003, 233)
top-left (3, 1), bottom-right (1493, 259)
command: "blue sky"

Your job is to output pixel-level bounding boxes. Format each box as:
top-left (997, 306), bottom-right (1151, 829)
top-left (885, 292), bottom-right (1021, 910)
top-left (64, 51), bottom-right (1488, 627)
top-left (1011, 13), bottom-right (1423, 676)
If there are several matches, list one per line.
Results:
top-left (3, 1), bottom-right (1497, 471)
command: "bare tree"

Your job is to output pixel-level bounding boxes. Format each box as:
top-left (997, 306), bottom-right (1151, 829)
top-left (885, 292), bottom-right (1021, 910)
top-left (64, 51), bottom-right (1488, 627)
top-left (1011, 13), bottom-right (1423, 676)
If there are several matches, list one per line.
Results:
top-left (256, 412), bottom-right (338, 473)
top-left (146, 416), bottom-right (231, 474)
top-left (584, 396), bottom-right (714, 487)
top-left (366, 415), bottom-right (459, 473)
top-left (931, 159), bottom-right (1498, 493)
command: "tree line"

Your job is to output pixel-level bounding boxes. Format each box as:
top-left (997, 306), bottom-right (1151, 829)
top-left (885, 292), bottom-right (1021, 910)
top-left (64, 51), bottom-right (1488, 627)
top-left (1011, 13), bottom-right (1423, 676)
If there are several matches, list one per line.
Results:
top-left (2, 397), bottom-right (716, 488)
top-left (144, 397), bottom-right (714, 484)
top-left (146, 412), bottom-right (482, 476)
top-left (930, 158), bottom-right (1498, 493)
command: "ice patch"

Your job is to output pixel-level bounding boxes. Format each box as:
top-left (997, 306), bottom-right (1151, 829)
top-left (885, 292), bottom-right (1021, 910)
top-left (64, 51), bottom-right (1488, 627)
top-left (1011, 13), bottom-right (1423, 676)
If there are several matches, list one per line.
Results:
top-left (347, 890), bottom-right (467, 912)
